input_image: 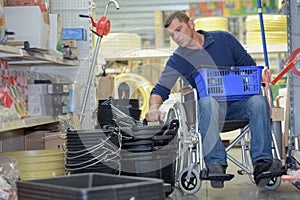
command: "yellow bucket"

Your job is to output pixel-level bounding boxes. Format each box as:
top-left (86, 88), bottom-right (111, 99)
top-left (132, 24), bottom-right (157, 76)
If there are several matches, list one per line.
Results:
top-left (1, 150), bottom-right (65, 180)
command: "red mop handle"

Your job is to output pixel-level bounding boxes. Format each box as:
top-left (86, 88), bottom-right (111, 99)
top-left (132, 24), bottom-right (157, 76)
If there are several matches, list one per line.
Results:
top-left (271, 48), bottom-right (300, 85)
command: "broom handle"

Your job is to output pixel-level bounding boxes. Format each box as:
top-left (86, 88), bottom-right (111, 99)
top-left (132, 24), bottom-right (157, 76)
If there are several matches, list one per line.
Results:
top-left (257, 0), bottom-right (270, 69)
top-left (257, 0), bottom-right (274, 111)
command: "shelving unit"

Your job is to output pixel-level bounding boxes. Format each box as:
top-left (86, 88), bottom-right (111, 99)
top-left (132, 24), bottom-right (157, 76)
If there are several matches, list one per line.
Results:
top-left (102, 44), bottom-right (287, 68)
top-left (0, 44), bottom-right (78, 66)
top-left (0, 45), bottom-right (77, 134)
top-left (0, 116), bottom-right (58, 133)
top-left (244, 44), bottom-right (287, 54)
top-left (0, 0), bottom-right (93, 152)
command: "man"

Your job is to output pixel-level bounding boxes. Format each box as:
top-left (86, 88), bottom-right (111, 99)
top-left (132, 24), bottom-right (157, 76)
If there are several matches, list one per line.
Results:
top-left (145, 11), bottom-right (281, 188)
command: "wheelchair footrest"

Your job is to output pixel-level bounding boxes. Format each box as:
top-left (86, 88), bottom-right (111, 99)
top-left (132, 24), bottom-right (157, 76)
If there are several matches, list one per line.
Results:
top-left (256, 168), bottom-right (287, 180)
top-left (200, 169), bottom-right (234, 181)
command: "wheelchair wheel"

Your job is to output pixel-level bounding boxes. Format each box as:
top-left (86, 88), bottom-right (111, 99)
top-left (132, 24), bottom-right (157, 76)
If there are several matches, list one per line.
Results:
top-left (179, 168), bottom-right (201, 195)
top-left (265, 176), bottom-right (281, 190)
top-left (167, 103), bottom-right (190, 182)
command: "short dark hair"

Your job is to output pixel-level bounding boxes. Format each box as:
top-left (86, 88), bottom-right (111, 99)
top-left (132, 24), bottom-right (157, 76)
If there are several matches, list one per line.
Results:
top-left (164, 11), bottom-right (190, 28)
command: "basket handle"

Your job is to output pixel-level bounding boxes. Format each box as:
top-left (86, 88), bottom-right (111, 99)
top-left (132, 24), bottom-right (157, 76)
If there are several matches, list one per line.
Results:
top-left (197, 65), bottom-right (239, 70)
top-left (191, 65), bottom-right (239, 77)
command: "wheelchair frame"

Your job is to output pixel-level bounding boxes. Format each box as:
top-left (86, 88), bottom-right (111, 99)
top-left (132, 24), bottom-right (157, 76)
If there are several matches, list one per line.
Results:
top-left (166, 87), bottom-right (283, 194)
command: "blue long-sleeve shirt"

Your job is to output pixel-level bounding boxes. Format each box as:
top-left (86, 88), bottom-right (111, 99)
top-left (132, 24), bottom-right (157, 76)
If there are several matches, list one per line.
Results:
top-left (151, 30), bottom-right (256, 101)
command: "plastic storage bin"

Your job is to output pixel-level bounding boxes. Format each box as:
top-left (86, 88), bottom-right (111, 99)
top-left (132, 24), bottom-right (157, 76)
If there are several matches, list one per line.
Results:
top-left (16, 173), bottom-right (164, 200)
top-left (192, 66), bottom-right (263, 101)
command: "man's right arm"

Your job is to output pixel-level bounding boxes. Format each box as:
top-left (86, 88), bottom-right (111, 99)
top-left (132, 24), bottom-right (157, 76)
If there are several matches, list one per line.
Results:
top-left (145, 94), bottom-right (164, 122)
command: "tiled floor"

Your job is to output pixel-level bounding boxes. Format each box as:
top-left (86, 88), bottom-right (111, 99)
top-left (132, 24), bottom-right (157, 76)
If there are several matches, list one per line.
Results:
top-left (167, 148), bottom-right (299, 200)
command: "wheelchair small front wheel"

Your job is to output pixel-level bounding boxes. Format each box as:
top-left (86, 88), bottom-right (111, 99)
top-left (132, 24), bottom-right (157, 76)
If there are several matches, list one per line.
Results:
top-left (265, 176), bottom-right (281, 190)
top-left (179, 168), bottom-right (201, 195)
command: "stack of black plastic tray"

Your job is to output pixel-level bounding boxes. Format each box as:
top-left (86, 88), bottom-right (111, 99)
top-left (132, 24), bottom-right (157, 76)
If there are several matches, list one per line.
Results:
top-left (120, 119), bottom-right (179, 195)
top-left (65, 129), bottom-right (120, 174)
top-left (97, 98), bottom-right (141, 128)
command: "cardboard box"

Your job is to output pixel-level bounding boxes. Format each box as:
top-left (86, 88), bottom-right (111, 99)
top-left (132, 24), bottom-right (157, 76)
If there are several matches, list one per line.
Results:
top-left (4, 6), bottom-right (50, 49)
top-left (49, 13), bottom-right (62, 51)
top-left (44, 132), bottom-right (65, 150)
top-left (0, 0), bottom-right (5, 28)
top-left (63, 40), bottom-right (77, 48)
top-left (98, 76), bottom-right (114, 99)
top-left (24, 131), bottom-right (65, 150)
top-left (25, 130), bottom-right (45, 150)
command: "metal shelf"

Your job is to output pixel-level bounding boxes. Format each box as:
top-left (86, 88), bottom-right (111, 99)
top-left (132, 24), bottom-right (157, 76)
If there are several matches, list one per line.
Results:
top-left (0, 116), bottom-right (59, 133)
top-left (244, 44), bottom-right (287, 54)
top-left (102, 48), bottom-right (174, 61)
top-left (102, 44), bottom-right (287, 62)
top-left (0, 44), bottom-right (78, 66)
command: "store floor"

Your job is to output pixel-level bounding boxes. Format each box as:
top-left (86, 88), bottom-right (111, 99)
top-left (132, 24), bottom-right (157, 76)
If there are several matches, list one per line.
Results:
top-left (167, 148), bottom-right (299, 200)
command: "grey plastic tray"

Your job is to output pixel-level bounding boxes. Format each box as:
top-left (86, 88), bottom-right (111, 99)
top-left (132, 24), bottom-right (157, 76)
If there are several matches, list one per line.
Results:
top-left (16, 173), bottom-right (164, 200)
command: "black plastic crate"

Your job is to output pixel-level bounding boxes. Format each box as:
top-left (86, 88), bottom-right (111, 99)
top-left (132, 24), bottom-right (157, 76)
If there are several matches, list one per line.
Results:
top-left (17, 173), bottom-right (164, 200)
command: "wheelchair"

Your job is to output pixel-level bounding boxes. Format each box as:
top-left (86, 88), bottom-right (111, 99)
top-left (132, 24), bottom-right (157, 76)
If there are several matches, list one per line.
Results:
top-left (165, 86), bottom-right (285, 195)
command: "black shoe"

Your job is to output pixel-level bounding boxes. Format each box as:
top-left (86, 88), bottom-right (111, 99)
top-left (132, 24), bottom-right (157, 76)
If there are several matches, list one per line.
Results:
top-left (208, 162), bottom-right (226, 188)
top-left (253, 159), bottom-right (282, 187)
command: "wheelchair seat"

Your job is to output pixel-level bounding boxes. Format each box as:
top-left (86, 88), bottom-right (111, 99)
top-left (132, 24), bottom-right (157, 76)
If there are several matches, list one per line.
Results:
top-left (220, 120), bottom-right (249, 133)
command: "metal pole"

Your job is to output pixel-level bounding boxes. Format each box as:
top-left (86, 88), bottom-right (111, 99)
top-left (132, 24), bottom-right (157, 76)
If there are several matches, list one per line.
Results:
top-left (79, 0), bottom-right (119, 123)
top-left (79, 36), bottom-right (102, 123)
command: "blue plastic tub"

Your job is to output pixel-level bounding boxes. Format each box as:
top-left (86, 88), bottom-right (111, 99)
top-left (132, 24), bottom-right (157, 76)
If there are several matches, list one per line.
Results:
top-left (192, 66), bottom-right (263, 101)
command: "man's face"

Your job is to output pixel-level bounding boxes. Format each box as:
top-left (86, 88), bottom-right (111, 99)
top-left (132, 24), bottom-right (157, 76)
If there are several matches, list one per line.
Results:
top-left (166, 18), bottom-right (194, 48)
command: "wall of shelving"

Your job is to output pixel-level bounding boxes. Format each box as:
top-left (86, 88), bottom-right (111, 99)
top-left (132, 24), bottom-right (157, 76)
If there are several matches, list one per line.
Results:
top-left (0, 0), bottom-right (96, 153)
top-left (287, 0), bottom-right (300, 138)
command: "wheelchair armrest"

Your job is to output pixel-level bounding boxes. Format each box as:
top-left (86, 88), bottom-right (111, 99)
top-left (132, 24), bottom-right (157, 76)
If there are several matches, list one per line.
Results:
top-left (179, 85), bottom-right (194, 95)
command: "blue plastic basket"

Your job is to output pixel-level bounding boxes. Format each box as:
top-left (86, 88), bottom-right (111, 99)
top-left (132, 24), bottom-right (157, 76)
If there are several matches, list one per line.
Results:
top-left (192, 66), bottom-right (264, 101)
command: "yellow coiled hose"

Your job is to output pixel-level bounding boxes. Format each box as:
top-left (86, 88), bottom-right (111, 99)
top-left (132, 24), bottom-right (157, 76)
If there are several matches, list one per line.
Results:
top-left (114, 73), bottom-right (153, 119)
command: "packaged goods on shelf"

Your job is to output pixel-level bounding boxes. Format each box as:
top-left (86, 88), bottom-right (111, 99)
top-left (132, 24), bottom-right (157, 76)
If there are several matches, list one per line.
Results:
top-left (62, 28), bottom-right (87, 41)
top-left (194, 17), bottom-right (229, 32)
top-left (28, 94), bottom-right (62, 105)
top-left (28, 94), bottom-right (68, 116)
top-left (28, 83), bottom-right (70, 95)
top-left (0, 105), bottom-right (20, 122)
top-left (245, 14), bottom-right (287, 45)
top-left (5, 0), bottom-right (48, 11)
top-left (27, 83), bottom-right (70, 116)
top-left (49, 13), bottom-right (62, 51)
top-left (0, 155), bottom-right (19, 200)
top-left (0, 60), bottom-right (29, 118)
top-left (4, 6), bottom-right (50, 49)
top-left (28, 103), bottom-right (66, 117)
